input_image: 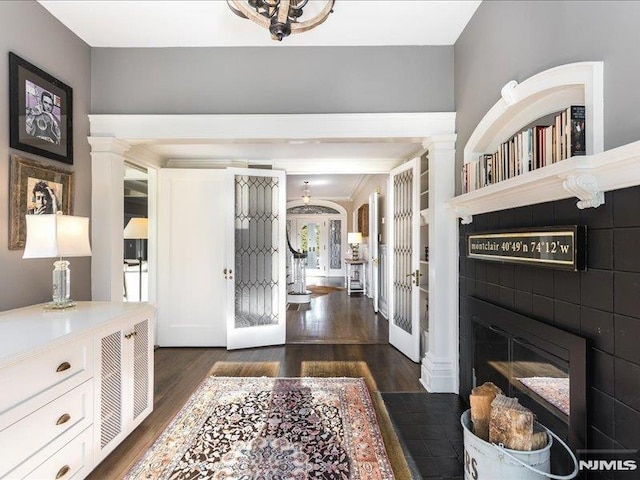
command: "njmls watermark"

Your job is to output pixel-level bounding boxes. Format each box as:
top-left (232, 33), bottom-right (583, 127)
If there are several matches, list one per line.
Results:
top-left (578, 449), bottom-right (638, 473)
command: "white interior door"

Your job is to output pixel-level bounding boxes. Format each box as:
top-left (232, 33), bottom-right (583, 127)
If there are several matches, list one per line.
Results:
top-left (388, 158), bottom-right (421, 362)
top-left (157, 169), bottom-right (227, 346)
top-left (369, 191), bottom-right (380, 312)
top-left (226, 168), bottom-right (287, 350)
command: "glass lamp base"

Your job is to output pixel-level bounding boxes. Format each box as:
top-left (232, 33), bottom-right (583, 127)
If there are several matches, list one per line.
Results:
top-left (44, 300), bottom-right (77, 311)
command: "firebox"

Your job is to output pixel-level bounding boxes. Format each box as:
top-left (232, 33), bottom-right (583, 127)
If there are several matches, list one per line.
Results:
top-left (468, 296), bottom-right (587, 471)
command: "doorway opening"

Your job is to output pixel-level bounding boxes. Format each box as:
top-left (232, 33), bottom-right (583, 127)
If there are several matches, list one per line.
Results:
top-left (123, 162), bottom-right (148, 302)
top-left (285, 176), bottom-right (389, 345)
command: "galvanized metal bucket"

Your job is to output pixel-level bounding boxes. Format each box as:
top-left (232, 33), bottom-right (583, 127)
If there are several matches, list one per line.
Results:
top-left (461, 410), bottom-right (578, 480)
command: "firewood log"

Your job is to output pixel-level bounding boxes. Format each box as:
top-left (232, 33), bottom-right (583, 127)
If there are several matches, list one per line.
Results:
top-left (531, 431), bottom-right (548, 450)
top-left (470, 382), bottom-right (503, 441)
top-left (489, 394), bottom-right (534, 451)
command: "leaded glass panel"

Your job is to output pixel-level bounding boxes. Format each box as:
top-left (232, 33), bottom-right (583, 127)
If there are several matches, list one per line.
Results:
top-left (287, 205), bottom-right (340, 215)
top-left (393, 168), bottom-right (413, 334)
top-left (329, 219), bottom-right (342, 270)
top-left (234, 175), bottom-right (280, 328)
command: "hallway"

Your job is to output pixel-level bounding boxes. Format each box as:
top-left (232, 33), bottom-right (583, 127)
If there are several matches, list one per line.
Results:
top-left (286, 276), bottom-right (389, 344)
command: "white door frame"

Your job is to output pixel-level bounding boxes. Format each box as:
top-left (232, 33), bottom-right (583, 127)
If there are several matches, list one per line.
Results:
top-left (88, 113), bottom-right (457, 384)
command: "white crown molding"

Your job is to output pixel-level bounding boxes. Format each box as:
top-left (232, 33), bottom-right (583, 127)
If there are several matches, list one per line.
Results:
top-left (125, 144), bottom-right (164, 169)
top-left (349, 175), bottom-right (369, 202)
top-left (165, 159), bottom-right (250, 169)
top-left (274, 158), bottom-right (403, 174)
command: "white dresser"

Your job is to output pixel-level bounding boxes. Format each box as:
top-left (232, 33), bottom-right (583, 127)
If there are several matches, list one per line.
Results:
top-left (0, 302), bottom-right (155, 480)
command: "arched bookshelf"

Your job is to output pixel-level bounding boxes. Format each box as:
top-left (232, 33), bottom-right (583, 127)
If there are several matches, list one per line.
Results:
top-left (447, 62), bottom-right (640, 224)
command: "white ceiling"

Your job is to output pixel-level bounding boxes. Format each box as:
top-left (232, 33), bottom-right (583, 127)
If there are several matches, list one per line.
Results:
top-left (286, 174), bottom-right (366, 201)
top-left (41, 1), bottom-right (475, 199)
top-left (39, 1), bottom-right (481, 48)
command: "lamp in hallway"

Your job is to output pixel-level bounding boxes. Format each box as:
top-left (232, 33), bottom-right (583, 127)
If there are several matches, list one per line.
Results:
top-left (227, 0), bottom-right (335, 42)
top-left (348, 232), bottom-right (362, 260)
top-left (301, 181), bottom-right (311, 205)
top-left (124, 217), bottom-right (148, 302)
top-left (23, 212), bottom-right (92, 309)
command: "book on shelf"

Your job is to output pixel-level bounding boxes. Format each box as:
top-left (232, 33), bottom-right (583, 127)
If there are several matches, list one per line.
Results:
top-left (462, 105), bottom-right (586, 194)
top-left (567, 105), bottom-right (586, 157)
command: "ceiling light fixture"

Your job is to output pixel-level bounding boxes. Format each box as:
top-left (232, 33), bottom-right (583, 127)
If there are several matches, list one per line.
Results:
top-left (301, 181), bottom-right (311, 205)
top-left (227, 0), bottom-right (335, 42)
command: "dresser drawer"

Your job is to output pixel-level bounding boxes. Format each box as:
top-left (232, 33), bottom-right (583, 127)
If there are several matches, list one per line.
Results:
top-left (14, 426), bottom-right (94, 480)
top-left (0, 381), bottom-right (93, 478)
top-left (0, 334), bottom-right (92, 415)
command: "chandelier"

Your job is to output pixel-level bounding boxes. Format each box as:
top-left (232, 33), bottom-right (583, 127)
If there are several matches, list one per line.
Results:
top-left (301, 181), bottom-right (311, 204)
top-left (227, 0), bottom-right (335, 41)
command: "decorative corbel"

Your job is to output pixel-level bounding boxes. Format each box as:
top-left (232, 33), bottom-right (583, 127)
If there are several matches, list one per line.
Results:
top-left (562, 173), bottom-right (605, 209)
top-left (501, 80), bottom-right (519, 106)
top-left (453, 206), bottom-right (473, 225)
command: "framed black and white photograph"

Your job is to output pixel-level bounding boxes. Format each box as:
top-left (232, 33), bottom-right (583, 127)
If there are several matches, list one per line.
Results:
top-left (9, 155), bottom-right (74, 250)
top-left (9, 52), bottom-right (73, 165)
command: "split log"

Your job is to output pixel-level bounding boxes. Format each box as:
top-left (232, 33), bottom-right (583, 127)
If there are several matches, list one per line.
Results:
top-left (531, 431), bottom-right (548, 450)
top-left (489, 394), bottom-right (534, 451)
top-left (469, 382), bottom-right (503, 441)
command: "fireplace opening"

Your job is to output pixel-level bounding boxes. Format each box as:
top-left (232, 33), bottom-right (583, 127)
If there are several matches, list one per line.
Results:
top-left (468, 296), bottom-right (587, 472)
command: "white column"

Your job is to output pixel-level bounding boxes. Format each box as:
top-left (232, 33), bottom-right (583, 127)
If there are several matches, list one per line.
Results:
top-left (88, 137), bottom-right (132, 301)
top-left (421, 135), bottom-right (459, 393)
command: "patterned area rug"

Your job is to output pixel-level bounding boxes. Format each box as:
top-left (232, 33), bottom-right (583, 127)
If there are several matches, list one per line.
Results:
top-left (209, 361), bottom-right (280, 377)
top-left (517, 376), bottom-right (570, 415)
top-left (307, 285), bottom-right (346, 298)
top-left (301, 362), bottom-right (413, 479)
top-left (125, 377), bottom-right (395, 479)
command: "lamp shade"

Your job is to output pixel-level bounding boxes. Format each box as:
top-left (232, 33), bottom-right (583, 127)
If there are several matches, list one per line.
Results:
top-left (23, 214), bottom-right (92, 259)
top-left (124, 217), bottom-right (148, 239)
top-left (347, 232), bottom-right (362, 244)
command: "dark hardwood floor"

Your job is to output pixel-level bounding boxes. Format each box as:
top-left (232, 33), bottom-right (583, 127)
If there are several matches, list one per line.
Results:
top-left (287, 276), bottom-right (388, 344)
top-left (88, 345), bottom-right (423, 479)
top-left (89, 276), bottom-right (465, 479)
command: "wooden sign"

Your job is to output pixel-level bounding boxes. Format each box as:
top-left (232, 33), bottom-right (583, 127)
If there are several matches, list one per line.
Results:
top-left (467, 226), bottom-right (586, 271)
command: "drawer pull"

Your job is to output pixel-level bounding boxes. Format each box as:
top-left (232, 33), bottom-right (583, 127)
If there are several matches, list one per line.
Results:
top-left (55, 465), bottom-right (70, 479)
top-left (124, 331), bottom-right (138, 339)
top-left (56, 362), bottom-right (71, 372)
top-left (56, 413), bottom-right (71, 425)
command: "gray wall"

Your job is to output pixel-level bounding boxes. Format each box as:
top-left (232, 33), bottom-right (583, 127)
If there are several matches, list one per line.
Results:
top-left (455, 0), bottom-right (640, 193)
top-left (91, 46), bottom-right (454, 114)
top-left (455, 0), bottom-right (640, 458)
top-left (0, 1), bottom-right (91, 311)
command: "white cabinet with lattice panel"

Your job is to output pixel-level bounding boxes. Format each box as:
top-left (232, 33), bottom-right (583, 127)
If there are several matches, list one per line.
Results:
top-left (93, 308), bottom-right (154, 464)
top-left (0, 301), bottom-right (154, 479)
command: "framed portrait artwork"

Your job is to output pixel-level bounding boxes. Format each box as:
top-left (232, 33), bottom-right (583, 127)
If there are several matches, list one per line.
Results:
top-left (9, 155), bottom-right (74, 250)
top-left (9, 52), bottom-right (73, 165)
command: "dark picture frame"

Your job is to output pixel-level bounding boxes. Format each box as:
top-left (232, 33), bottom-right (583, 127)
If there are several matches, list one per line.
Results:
top-left (9, 52), bottom-right (73, 164)
top-left (9, 155), bottom-right (74, 250)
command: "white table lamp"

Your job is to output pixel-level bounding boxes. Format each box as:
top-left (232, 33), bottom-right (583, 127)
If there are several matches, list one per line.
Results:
top-left (348, 232), bottom-right (362, 260)
top-left (23, 213), bottom-right (92, 309)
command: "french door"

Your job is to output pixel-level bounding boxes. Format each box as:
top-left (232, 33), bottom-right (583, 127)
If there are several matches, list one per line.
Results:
top-left (369, 190), bottom-right (380, 312)
top-left (226, 168), bottom-right (287, 350)
top-left (294, 217), bottom-right (325, 276)
top-left (388, 158), bottom-right (421, 362)
top-left (157, 169), bottom-right (228, 347)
